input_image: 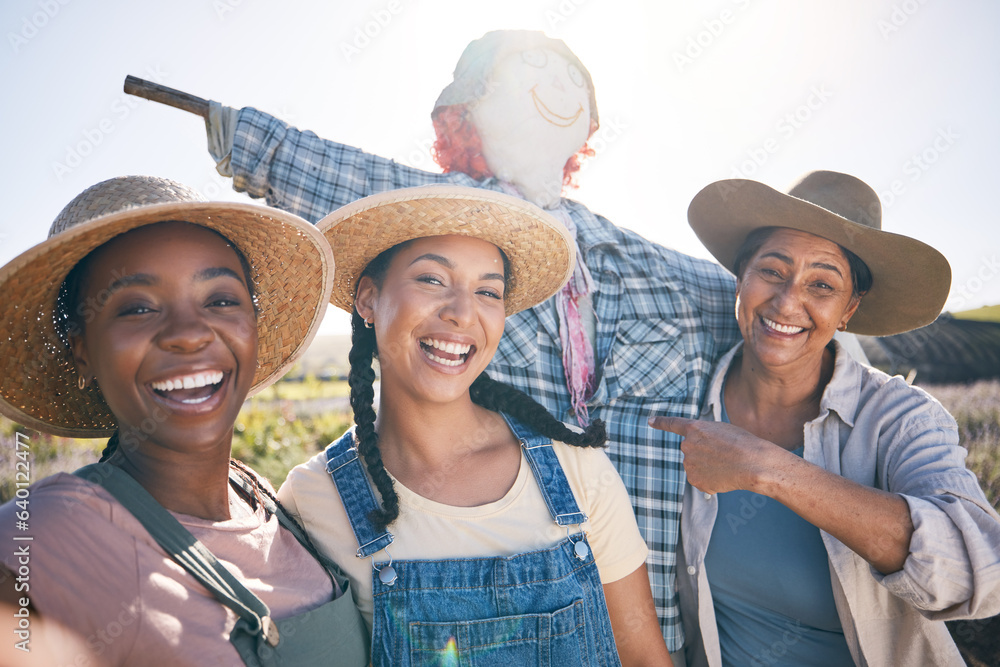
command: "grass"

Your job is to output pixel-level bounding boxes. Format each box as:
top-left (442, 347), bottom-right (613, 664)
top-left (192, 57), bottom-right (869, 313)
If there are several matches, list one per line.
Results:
top-left (952, 304), bottom-right (1000, 323)
top-left (2, 378), bottom-right (998, 510)
top-left (922, 380), bottom-right (1000, 511)
top-left (0, 379), bottom-right (353, 502)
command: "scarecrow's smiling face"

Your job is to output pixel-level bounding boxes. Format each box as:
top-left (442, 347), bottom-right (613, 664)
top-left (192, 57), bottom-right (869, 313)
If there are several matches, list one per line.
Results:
top-left (71, 222), bottom-right (257, 458)
top-left (469, 47), bottom-right (591, 202)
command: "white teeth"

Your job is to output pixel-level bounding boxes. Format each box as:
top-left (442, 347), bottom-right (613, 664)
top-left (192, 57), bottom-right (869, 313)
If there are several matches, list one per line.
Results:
top-left (151, 370), bottom-right (224, 393)
top-left (763, 317), bottom-right (805, 335)
top-left (423, 351), bottom-right (464, 367)
top-left (420, 339), bottom-right (472, 355)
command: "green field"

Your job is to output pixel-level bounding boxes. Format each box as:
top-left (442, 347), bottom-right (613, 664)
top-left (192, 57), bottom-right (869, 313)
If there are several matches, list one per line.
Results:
top-left (0, 380), bottom-right (354, 501)
top-left (2, 378), bottom-right (998, 510)
top-left (953, 304), bottom-right (1000, 322)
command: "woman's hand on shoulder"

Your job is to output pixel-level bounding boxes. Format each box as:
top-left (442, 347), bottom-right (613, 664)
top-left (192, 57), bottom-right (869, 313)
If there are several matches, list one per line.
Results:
top-left (648, 416), bottom-right (782, 495)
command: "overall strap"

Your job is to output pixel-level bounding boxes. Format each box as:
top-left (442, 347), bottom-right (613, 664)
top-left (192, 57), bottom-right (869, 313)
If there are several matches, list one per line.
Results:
top-left (501, 413), bottom-right (588, 526)
top-left (74, 463), bottom-right (280, 648)
top-left (324, 430), bottom-right (394, 559)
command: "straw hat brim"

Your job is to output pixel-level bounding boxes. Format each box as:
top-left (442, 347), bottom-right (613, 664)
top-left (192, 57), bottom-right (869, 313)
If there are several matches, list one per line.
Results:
top-left (317, 185), bottom-right (575, 316)
top-left (0, 201), bottom-right (332, 438)
top-left (688, 179), bottom-right (951, 336)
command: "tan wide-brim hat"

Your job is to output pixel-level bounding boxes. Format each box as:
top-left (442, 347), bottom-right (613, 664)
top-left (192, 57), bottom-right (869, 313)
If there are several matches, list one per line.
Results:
top-left (0, 176), bottom-right (333, 438)
top-left (317, 185), bottom-right (575, 315)
top-left (688, 170), bottom-right (952, 336)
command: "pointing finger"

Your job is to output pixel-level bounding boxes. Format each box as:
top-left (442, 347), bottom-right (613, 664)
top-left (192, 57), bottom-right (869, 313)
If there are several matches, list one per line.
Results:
top-left (647, 416), bottom-right (693, 435)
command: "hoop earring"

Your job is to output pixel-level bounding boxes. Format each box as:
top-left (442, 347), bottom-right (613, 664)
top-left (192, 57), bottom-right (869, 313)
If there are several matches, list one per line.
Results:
top-left (77, 375), bottom-right (87, 390)
top-left (364, 319), bottom-right (374, 329)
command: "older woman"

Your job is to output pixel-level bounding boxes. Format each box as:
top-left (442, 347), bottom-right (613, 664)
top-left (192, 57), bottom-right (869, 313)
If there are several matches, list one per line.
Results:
top-left (651, 171), bottom-right (1000, 666)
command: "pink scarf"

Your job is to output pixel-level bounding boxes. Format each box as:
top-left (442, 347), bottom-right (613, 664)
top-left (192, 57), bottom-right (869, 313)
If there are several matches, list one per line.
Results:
top-left (498, 184), bottom-right (596, 425)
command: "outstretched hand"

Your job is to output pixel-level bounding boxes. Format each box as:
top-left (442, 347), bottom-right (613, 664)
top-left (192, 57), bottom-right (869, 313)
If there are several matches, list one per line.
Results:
top-left (648, 416), bottom-right (780, 495)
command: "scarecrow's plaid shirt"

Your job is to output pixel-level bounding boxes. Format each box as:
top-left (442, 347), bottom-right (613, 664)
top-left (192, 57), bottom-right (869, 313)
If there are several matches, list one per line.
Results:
top-left (231, 107), bottom-right (741, 650)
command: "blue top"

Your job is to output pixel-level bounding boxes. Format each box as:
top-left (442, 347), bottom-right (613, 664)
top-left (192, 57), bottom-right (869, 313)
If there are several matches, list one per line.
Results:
top-left (702, 393), bottom-right (852, 665)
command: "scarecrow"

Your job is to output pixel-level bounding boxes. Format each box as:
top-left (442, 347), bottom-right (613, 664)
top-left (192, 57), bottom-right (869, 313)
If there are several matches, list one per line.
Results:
top-left (128, 30), bottom-right (741, 654)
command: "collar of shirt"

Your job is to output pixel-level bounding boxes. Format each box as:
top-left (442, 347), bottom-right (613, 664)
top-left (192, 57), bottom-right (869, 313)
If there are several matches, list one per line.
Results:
top-left (703, 339), bottom-right (862, 428)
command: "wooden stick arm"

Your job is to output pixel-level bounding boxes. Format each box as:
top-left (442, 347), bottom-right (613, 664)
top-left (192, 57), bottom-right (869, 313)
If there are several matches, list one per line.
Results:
top-left (124, 75), bottom-right (211, 119)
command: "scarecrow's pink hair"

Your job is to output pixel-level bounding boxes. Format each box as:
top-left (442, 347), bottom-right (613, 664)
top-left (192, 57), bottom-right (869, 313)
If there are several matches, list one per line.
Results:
top-left (431, 105), bottom-right (597, 190)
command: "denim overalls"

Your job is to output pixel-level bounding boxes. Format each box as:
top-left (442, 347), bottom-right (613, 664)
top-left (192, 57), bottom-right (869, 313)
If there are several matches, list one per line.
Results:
top-left (324, 414), bottom-right (622, 666)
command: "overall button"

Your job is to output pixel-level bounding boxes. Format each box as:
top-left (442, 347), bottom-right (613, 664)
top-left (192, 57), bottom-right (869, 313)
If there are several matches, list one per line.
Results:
top-left (378, 565), bottom-right (398, 586)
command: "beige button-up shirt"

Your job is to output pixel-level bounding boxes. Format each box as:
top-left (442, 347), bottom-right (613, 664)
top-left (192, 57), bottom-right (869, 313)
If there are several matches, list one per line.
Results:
top-left (678, 341), bottom-right (1000, 666)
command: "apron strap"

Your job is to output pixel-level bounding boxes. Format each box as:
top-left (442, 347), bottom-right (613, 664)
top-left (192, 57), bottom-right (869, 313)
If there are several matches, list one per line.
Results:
top-left (74, 463), bottom-right (279, 648)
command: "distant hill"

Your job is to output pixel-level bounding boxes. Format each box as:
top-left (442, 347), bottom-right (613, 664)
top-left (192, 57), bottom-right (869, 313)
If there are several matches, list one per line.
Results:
top-left (953, 304), bottom-right (1000, 323)
top-left (858, 314), bottom-right (1000, 384)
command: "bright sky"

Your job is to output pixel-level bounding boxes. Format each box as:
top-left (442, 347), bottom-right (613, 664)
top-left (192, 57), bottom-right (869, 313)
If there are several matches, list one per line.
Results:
top-left (3, 0), bottom-right (998, 336)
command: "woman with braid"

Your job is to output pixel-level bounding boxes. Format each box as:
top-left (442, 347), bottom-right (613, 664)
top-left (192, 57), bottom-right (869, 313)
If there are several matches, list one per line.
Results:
top-left (278, 186), bottom-right (671, 666)
top-left (0, 176), bottom-right (367, 665)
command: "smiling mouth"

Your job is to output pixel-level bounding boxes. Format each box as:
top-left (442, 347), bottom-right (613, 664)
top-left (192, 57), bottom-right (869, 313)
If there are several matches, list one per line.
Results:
top-left (761, 317), bottom-right (806, 335)
top-left (530, 85), bottom-right (584, 127)
top-left (150, 370), bottom-right (225, 405)
top-left (419, 338), bottom-right (473, 367)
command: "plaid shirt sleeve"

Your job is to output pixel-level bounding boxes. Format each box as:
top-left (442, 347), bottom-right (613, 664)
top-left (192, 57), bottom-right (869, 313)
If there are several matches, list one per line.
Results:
top-left (229, 107), bottom-right (482, 223)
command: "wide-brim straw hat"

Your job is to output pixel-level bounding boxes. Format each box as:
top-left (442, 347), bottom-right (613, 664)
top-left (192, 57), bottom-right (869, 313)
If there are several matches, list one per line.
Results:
top-left (317, 185), bottom-right (575, 315)
top-left (433, 29), bottom-right (599, 130)
top-left (687, 170), bottom-right (951, 336)
top-left (0, 176), bottom-right (333, 438)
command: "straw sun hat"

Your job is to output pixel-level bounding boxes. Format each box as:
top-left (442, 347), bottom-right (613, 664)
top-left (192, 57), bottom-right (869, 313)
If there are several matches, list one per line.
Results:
top-left (687, 170), bottom-right (952, 336)
top-left (0, 176), bottom-right (333, 438)
top-left (317, 184), bottom-right (575, 316)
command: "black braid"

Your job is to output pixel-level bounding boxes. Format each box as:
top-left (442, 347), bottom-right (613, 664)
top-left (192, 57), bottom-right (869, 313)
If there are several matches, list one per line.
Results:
top-left (348, 309), bottom-right (400, 530)
top-left (99, 430), bottom-right (120, 462)
top-left (470, 372), bottom-right (607, 448)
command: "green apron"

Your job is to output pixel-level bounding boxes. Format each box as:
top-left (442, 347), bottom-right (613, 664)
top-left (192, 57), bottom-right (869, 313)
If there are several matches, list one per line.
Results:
top-left (75, 462), bottom-right (369, 666)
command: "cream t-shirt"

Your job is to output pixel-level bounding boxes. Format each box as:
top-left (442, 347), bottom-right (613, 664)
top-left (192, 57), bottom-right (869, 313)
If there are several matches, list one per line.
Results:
top-left (278, 437), bottom-right (648, 631)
